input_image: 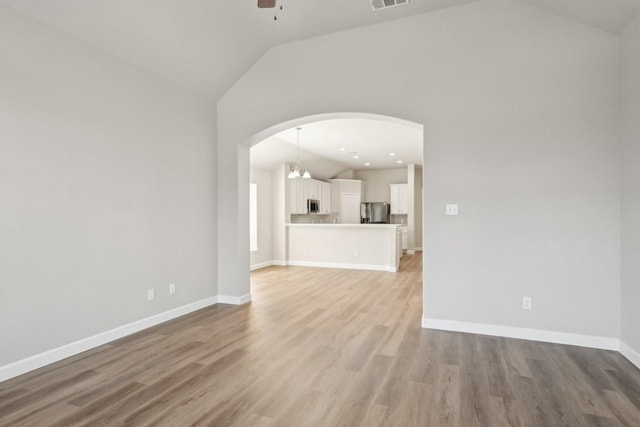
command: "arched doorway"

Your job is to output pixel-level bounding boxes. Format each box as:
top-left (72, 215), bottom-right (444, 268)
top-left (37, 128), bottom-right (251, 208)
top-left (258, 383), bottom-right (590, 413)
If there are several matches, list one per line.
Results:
top-left (239, 113), bottom-right (424, 298)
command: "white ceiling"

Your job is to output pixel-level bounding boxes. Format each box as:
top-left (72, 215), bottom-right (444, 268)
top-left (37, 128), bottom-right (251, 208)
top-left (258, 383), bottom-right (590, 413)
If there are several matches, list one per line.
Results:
top-left (250, 118), bottom-right (423, 171)
top-left (2, 0), bottom-right (639, 101)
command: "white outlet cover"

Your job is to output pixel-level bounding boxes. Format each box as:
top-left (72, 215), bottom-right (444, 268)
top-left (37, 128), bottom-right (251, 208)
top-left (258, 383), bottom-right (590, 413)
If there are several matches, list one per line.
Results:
top-left (446, 204), bottom-right (459, 216)
top-left (169, 283), bottom-right (176, 295)
top-left (147, 289), bottom-right (155, 301)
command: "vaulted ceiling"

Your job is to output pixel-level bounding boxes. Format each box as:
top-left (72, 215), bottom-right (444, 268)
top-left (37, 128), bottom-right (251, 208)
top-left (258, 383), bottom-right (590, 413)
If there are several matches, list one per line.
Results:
top-left (2, 0), bottom-right (639, 101)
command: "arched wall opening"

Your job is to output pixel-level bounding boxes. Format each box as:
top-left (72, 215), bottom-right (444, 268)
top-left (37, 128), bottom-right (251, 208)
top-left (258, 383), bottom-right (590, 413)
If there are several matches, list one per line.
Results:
top-left (217, 111), bottom-right (426, 314)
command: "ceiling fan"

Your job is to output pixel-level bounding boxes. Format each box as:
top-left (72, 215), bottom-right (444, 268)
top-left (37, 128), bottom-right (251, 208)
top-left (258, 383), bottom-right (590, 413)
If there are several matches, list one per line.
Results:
top-left (257, 0), bottom-right (276, 8)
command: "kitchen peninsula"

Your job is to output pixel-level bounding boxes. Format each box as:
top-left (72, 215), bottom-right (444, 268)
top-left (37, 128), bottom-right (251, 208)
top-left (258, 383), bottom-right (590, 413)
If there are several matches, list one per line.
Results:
top-left (285, 223), bottom-right (401, 272)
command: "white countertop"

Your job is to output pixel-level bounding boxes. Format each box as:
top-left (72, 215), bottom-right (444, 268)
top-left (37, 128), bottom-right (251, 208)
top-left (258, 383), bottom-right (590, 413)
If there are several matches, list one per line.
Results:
top-left (286, 223), bottom-right (400, 229)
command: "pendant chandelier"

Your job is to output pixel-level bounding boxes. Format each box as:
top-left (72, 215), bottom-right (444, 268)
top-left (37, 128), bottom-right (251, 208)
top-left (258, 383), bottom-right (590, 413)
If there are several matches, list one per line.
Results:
top-left (288, 127), bottom-right (311, 179)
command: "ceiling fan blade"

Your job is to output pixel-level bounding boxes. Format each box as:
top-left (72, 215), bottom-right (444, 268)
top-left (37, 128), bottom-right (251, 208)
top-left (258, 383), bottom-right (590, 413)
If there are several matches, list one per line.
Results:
top-left (257, 0), bottom-right (276, 8)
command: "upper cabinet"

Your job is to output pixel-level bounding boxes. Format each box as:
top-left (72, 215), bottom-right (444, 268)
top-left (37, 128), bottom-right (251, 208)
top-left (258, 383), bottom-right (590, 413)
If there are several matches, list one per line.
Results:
top-left (320, 181), bottom-right (331, 213)
top-left (288, 178), bottom-right (331, 214)
top-left (389, 183), bottom-right (409, 214)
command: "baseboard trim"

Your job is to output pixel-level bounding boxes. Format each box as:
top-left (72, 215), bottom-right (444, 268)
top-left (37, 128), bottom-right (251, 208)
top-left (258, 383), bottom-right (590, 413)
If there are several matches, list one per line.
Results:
top-left (218, 293), bottom-right (252, 305)
top-left (287, 260), bottom-right (396, 272)
top-left (0, 296), bottom-right (219, 383)
top-left (620, 341), bottom-right (640, 370)
top-left (250, 261), bottom-right (274, 271)
top-left (422, 317), bottom-right (619, 351)
top-left (271, 260), bottom-right (287, 266)
top-left (407, 249), bottom-right (416, 255)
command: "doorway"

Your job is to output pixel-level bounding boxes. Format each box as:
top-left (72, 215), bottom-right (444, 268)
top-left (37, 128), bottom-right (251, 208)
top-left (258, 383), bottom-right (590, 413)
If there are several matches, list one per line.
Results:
top-left (340, 193), bottom-right (361, 224)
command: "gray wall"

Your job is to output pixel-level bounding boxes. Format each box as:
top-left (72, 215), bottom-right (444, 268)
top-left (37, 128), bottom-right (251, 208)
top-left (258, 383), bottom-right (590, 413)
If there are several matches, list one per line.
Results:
top-left (621, 15), bottom-right (640, 354)
top-left (409, 165), bottom-right (423, 250)
top-left (218, 0), bottom-right (621, 339)
top-left (0, 6), bottom-right (217, 366)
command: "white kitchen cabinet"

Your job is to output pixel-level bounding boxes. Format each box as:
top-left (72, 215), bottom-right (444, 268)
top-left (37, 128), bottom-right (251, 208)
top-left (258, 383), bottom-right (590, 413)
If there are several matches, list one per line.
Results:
top-left (289, 178), bottom-right (306, 214)
top-left (308, 180), bottom-right (320, 200)
top-left (397, 228), bottom-right (403, 262)
top-left (390, 183), bottom-right (409, 214)
top-left (320, 181), bottom-right (331, 213)
top-left (288, 177), bottom-right (331, 214)
top-left (399, 226), bottom-right (408, 251)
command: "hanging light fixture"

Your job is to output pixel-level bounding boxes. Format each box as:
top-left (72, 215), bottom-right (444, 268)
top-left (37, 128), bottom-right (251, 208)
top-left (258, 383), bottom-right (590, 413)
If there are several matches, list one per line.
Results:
top-left (288, 127), bottom-right (311, 179)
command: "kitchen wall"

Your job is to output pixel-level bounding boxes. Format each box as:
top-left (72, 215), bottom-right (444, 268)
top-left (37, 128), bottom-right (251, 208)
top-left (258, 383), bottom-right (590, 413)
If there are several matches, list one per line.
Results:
top-left (0, 6), bottom-right (217, 369)
top-left (356, 168), bottom-right (408, 202)
top-left (621, 14), bottom-right (640, 361)
top-left (250, 168), bottom-right (273, 269)
top-left (218, 0), bottom-right (621, 343)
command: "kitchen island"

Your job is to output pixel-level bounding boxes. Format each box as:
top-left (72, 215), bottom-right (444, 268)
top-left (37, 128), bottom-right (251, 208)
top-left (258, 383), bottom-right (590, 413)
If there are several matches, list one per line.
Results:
top-left (285, 223), bottom-right (401, 272)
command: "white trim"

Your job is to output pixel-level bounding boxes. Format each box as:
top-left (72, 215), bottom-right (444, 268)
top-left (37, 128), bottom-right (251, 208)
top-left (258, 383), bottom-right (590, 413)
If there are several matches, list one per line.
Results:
top-left (620, 341), bottom-right (640, 370)
top-left (414, 247), bottom-right (422, 251)
top-left (0, 296), bottom-right (219, 382)
top-left (407, 249), bottom-right (416, 255)
top-left (218, 293), bottom-right (252, 305)
top-left (271, 260), bottom-right (287, 266)
top-left (250, 261), bottom-right (274, 271)
top-left (421, 317), bottom-right (619, 351)
top-left (287, 260), bottom-right (396, 272)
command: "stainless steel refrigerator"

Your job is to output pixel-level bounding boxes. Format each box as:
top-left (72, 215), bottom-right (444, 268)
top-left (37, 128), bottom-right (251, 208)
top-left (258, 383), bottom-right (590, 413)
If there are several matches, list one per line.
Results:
top-left (360, 202), bottom-right (390, 223)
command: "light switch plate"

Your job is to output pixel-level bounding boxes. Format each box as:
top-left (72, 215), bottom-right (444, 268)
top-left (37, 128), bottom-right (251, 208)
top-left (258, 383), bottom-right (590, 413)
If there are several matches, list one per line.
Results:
top-left (446, 204), bottom-right (459, 216)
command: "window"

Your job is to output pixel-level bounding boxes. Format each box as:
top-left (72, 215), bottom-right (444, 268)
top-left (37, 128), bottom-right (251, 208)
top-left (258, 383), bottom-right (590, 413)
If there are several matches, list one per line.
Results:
top-left (250, 183), bottom-right (258, 252)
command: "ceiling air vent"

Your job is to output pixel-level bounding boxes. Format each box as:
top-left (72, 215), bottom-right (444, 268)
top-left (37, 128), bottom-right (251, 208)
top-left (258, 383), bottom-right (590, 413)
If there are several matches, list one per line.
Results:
top-left (371, 0), bottom-right (409, 11)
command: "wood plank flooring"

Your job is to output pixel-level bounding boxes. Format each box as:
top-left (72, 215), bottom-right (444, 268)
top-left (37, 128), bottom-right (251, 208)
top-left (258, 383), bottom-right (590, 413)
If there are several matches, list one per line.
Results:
top-left (1, 254), bottom-right (640, 426)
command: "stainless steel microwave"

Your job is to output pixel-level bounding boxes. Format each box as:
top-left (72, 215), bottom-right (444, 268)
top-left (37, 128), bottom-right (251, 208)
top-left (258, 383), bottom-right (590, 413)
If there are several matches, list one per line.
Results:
top-left (307, 199), bottom-right (319, 213)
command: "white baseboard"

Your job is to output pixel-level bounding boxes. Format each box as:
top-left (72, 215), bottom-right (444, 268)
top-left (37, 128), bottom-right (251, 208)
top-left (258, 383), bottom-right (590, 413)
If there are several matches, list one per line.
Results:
top-left (250, 261), bottom-right (275, 271)
top-left (620, 340), bottom-right (640, 370)
top-left (287, 260), bottom-right (396, 273)
top-left (271, 260), bottom-right (287, 266)
top-left (0, 296), bottom-right (219, 383)
top-left (218, 293), bottom-right (252, 305)
top-left (422, 317), bottom-right (619, 351)
top-left (414, 247), bottom-right (423, 251)
top-left (407, 249), bottom-right (416, 255)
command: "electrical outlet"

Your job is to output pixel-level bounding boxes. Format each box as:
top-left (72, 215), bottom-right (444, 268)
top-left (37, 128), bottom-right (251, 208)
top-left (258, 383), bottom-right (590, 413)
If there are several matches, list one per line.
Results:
top-left (169, 283), bottom-right (176, 295)
top-left (354, 250), bottom-right (359, 257)
top-left (147, 288), bottom-right (155, 301)
top-left (446, 204), bottom-right (459, 216)
top-left (522, 297), bottom-right (532, 310)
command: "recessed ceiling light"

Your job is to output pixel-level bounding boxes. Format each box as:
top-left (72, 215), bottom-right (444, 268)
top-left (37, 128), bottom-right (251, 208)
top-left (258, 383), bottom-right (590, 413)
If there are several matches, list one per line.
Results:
top-left (353, 155), bottom-right (360, 159)
top-left (396, 160), bottom-right (403, 164)
top-left (365, 162), bottom-right (371, 166)
top-left (389, 152), bottom-right (396, 156)
top-left (339, 148), bottom-right (346, 152)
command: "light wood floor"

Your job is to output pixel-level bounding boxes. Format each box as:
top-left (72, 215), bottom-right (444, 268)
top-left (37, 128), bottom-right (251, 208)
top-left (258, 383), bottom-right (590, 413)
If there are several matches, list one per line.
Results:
top-left (1, 254), bottom-right (640, 426)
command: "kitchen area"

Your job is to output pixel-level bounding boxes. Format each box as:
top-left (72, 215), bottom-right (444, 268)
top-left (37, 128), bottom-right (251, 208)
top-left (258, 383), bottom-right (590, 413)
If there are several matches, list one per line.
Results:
top-left (284, 168), bottom-right (421, 272)
top-left (249, 117), bottom-right (423, 273)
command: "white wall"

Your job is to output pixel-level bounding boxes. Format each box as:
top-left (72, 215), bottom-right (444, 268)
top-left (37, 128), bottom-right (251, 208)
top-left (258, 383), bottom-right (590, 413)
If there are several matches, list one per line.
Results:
top-left (621, 14), bottom-right (640, 357)
top-left (0, 6), bottom-right (217, 367)
top-left (356, 168), bottom-right (407, 202)
top-left (250, 168), bottom-right (273, 268)
top-left (272, 164), bottom-right (287, 264)
top-left (218, 0), bottom-right (621, 341)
